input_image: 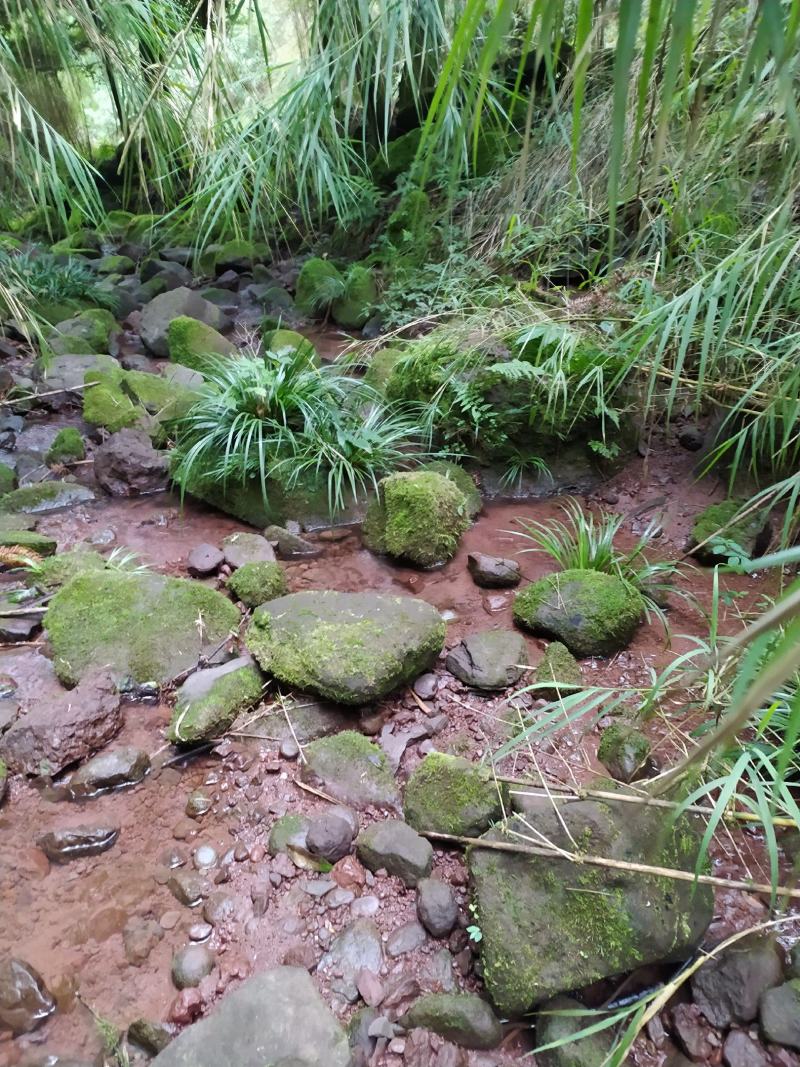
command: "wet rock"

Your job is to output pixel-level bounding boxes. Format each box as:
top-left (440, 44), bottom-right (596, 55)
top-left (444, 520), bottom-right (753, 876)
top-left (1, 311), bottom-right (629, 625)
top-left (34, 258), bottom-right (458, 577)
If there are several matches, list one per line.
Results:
top-left (128, 1018), bottom-right (174, 1055)
top-left (193, 845), bottom-right (218, 869)
top-left (241, 693), bottom-right (352, 746)
top-left (514, 569), bottom-right (645, 658)
top-left (535, 996), bottom-right (614, 1067)
top-left (226, 560), bottom-right (287, 608)
top-left (1, 668), bottom-right (122, 776)
top-left (401, 993), bottom-right (502, 1050)
top-left (37, 824), bottom-right (119, 863)
top-left (0, 480), bottom-right (95, 514)
top-left (422, 948), bottom-right (458, 993)
top-left (246, 590), bottom-right (446, 704)
top-left (597, 724), bottom-right (651, 783)
top-left (318, 920), bottom-right (384, 1003)
top-left (169, 656), bottom-right (263, 744)
top-left (40, 353), bottom-right (119, 405)
top-left (417, 878), bottom-right (459, 938)
top-left (362, 471), bottom-right (470, 567)
top-left (302, 732), bottom-right (401, 810)
top-left (759, 980), bottom-right (800, 1049)
top-left (445, 630), bottom-right (529, 690)
top-left (691, 934), bottom-right (784, 1027)
top-left (356, 969), bottom-right (385, 1007)
top-left (387, 921), bottom-right (427, 957)
top-left (187, 544), bottom-right (224, 577)
top-left (306, 811), bottom-right (356, 863)
top-left (688, 499), bottom-right (771, 565)
top-left (139, 287), bottom-right (228, 358)
top-left (264, 524), bottom-right (322, 560)
top-left (45, 570), bottom-right (239, 687)
top-left (532, 641), bottom-right (582, 700)
top-left (123, 917), bottom-right (164, 966)
top-left (167, 871), bottom-right (205, 908)
top-left (722, 1029), bottom-right (770, 1067)
top-left (469, 797), bottom-right (712, 1015)
top-left (404, 753), bottom-right (508, 837)
top-left (94, 428), bottom-right (169, 496)
top-left (356, 819), bottom-right (433, 887)
top-left (221, 532), bottom-right (276, 569)
top-left (171, 944), bottom-right (215, 989)
top-left (268, 813), bottom-right (311, 856)
top-left (0, 958), bottom-right (55, 1034)
top-left (68, 746), bottom-right (150, 798)
top-left (380, 719), bottom-right (431, 773)
top-left (202, 892), bottom-right (237, 926)
top-left (467, 553), bottom-right (521, 588)
top-left (151, 967), bottom-right (350, 1066)
top-left (185, 788), bottom-right (213, 818)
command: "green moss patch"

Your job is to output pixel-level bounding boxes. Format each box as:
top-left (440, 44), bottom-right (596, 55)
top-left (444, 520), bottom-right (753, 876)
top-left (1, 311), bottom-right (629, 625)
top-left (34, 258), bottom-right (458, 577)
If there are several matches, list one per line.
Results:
top-left (49, 308), bottom-right (116, 355)
top-left (597, 723), bottom-right (651, 784)
top-left (689, 498), bottom-right (771, 564)
top-left (0, 481), bottom-right (94, 515)
top-left (0, 530), bottom-right (57, 556)
top-left (532, 640), bottom-right (582, 700)
top-left (0, 463), bottom-right (15, 495)
top-left (227, 561), bottom-right (287, 608)
top-left (263, 328), bottom-right (319, 366)
top-left (301, 730), bottom-right (400, 810)
top-left (332, 264), bottom-right (377, 329)
top-left (168, 660), bottom-right (264, 744)
top-left (167, 316), bottom-right (236, 371)
top-left (404, 752), bottom-right (508, 836)
top-left (33, 548), bottom-right (106, 590)
top-left (295, 257), bottom-right (344, 317)
top-left (46, 427), bottom-right (85, 465)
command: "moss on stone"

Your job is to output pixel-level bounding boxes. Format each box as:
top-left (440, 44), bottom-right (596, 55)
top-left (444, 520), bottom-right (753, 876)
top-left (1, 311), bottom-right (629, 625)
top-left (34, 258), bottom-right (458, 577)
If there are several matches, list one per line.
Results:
top-left (302, 730), bottom-right (399, 807)
top-left (168, 663), bottom-right (263, 743)
top-left (294, 257), bottom-right (344, 317)
top-left (371, 128), bottom-right (423, 185)
top-left (597, 723), bottom-right (651, 783)
top-left (690, 498), bottom-right (770, 564)
top-left (533, 641), bottom-right (582, 700)
top-left (0, 530), bottom-right (57, 555)
top-left (385, 189), bottom-right (432, 262)
top-left (364, 348), bottom-right (404, 392)
top-left (84, 364), bottom-right (196, 434)
top-left (421, 460), bottom-right (482, 519)
top-left (50, 228), bottom-right (102, 256)
top-left (263, 328), bottom-right (320, 366)
top-left (167, 316), bottom-right (235, 371)
top-left (214, 239), bottom-right (259, 271)
top-left (96, 254), bottom-right (135, 275)
top-left (46, 427), bottom-right (85, 465)
top-left (83, 368), bottom-right (140, 431)
top-left (49, 308), bottom-right (116, 355)
top-left (33, 548), bottom-right (105, 590)
top-left (362, 470), bottom-right (470, 568)
top-left (332, 264), bottom-right (377, 329)
top-left (0, 480), bottom-right (93, 515)
top-left (0, 463), bottom-right (15, 495)
top-left (226, 561), bottom-right (287, 608)
top-left (268, 812), bottom-right (310, 856)
top-left (404, 752), bottom-right (508, 836)
top-left (400, 993), bottom-right (501, 1050)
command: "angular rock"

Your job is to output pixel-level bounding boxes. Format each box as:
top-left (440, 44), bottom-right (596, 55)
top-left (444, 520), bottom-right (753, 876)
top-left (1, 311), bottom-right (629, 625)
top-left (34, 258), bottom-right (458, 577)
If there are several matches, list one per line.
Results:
top-left (404, 752), bottom-right (508, 837)
top-left (42, 353), bottom-right (119, 403)
top-left (123, 917), bottom-right (164, 966)
top-left (445, 630), bottom-right (529, 690)
top-left (362, 471), bottom-right (470, 567)
top-left (318, 920), bottom-right (383, 1003)
top-left (470, 796), bottom-right (713, 1015)
top-left (513, 569), bottom-right (644, 657)
top-left (691, 934), bottom-right (784, 1027)
top-left (0, 958), bottom-right (56, 1034)
top-left (226, 560), bottom-right (287, 608)
top-left (535, 996), bottom-right (615, 1067)
top-left (37, 824), bottom-right (119, 863)
top-left (722, 1029), bottom-right (770, 1067)
top-left (597, 724), bottom-right (651, 783)
top-left (94, 428), bottom-right (169, 496)
top-left (151, 967), bottom-right (351, 1066)
top-left (263, 524), bottom-right (321, 560)
top-left (168, 871), bottom-right (205, 908)
top-left (387, 920), bottom-right (427, 957)
top-left (0, 669), bottom-right (122, 776)
top-left (247, 590), bottom-right (446, 704)
top-left (45, 570), bottom-right (239, 687)
top-left (417, 878), bottom-right (459, 938)
top-left (171, 944), bottom-right (215, 989)
top-left (140, 287), bottom-right (227, 358)
top-left (187, 543), bottom-right (224, 576)
top-left (759, 980), bottom-right (800, 1050)
top-left (168, 657), bottom-right (263, 744)
top-left (68, 746), bottom-right (150, 798)
top-left (221, 531), bottom-right (276, 569)
top-left (467, 553), bottom-right (521, 588)
top-left (0, 480), bottom-right (95, 514)
top-left (302, 732), bottom-right (400, 810)
top-left (356, 819), bottom-right (433, 887)
top-left (401, 993), bottom-right (501, 1050)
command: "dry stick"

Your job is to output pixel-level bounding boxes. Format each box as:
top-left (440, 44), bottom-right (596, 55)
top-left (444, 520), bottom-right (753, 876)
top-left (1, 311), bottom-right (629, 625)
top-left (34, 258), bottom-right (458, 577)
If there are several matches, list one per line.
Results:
top-left (419, 830), bottom-right (800, 900)
top-left (278, 695), bottom-right (307, 764)
top-left (0, 382), bottom-right (98, 407)
top-left (294, 778), bottom-right (338, 805)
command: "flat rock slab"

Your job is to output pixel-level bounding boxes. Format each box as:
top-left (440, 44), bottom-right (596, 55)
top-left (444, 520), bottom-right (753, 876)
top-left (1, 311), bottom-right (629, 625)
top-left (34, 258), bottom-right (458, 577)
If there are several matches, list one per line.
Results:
top-left (221, 532), bottom-right (276, 568)
top-left (445, 629), bottom-right (529, 690)
top-left (151, 967), bottom-right (351, 1066)
top-left (67, 746), bottom-right (150, 798)
top-left (301, 731), bottom-right (401, 811)
top-left (246, 590), bottom-right (446, 704)
top-left (467, 552), bottom-right (521, 588)
top-left (0, 480), bottom-right (95, 514)
top-left (37, 824), bottom-right (119, 863)
top-left (357, 819), bottom-right (433, 886)
top-left (318, 920), bottom-right (384, 1003)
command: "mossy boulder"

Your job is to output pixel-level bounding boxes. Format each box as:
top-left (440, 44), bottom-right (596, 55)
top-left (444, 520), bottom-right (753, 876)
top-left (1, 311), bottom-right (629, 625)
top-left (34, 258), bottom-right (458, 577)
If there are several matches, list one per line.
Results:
top-left (168, 657), bottom-right (264, 743)
top-left (226, 561), bottom-right (287, 608)
top-left (45, 570), bottom-right (240, 687)
top-left (300, 731), bottom-right (400, 810)
top-left (0, 463), bottom-right (15, 495)
top-left (32, 548), bottom-right (106, 590)
top-left (469, 796), bottom-right (713, 1015)
top-left (46, 427), bottom-right (85, 465)
top-left (532, 641), bottom-right (582, 700)
top-left (372, 128), bottom-right (422, 185)
top-left (49, 309), bottom-right (117, 355)
top-left (597, 723), bottom-right (651, 784)
top-left (0, 530), bottom-right (57, 556)
top-left (246, 590), bottom-right (445, 704)
top-left (421, 461), bottom-right (482, 519)
top-left (294, 258), bottom-right (344, 317)
top-left (688, 499), bottom-right (771, 565)
top-left (140, 287), bottom-right (227, 357)
top-left (263, 328), bottom-right (320, 366)
top-left (331, 265), bottom-right (377, 330)
top-left (96, 254), bottom-right (135, 276)
top-left (167, 316), bottom-right (236, 371)
top-left (362, 470), bottom-right (471, 568)
top-left (50, 228), bottom-right (102, 256)
top-left (404, 752), bottom-right (508, 836)
top-left (0, 481), bottom-right (94, 514)
top-left (364, 348), bottom-right (404, 392)
top-left (84, 364), bottom-right (197, 435)
top-left (268, 812), bottom-right (311, 855)
top-left (214, 239), bottom-right (259, 272)
top-left (513, 570), bottom-right (644, 657)
top-left (401, 993), bottom-right (502, 1050)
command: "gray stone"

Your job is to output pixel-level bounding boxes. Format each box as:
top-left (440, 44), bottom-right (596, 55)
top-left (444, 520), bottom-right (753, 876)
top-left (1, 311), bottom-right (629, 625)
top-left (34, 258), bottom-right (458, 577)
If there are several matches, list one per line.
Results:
top-left (168, 871), bottom-right (205, 908)
top-left (387, 921), bottom-right (427, 957)
top-left (268, 813), bottom-right (311, 856)
top-left (171, 944), bottom-right (215, 989)
top-left (151, 967), bottom-right (351, 1066)
top-left (187, 544), bottom-right (224, 577)
top-left (413, 673), bottom-right (439, 700)
top-left (445, 630), bottom-right (529, 690)
top-left (169, 656), bottom-right (263, 744)
top-left (722, 1029), bottom-right (770, 1067)
top-left (128, 1018), bottom-right (174, 1054)
top-left (0, 480), bottom-right (95, 514)
top-left (37, 824), bottom-right (119, 863)
top-left (140, 287), bottom-right (228, 357)
top-left (264, 525), bottom-right (321, 559)
top-left (0, 958), bottom-right (55, 1034)
top-left (301, 732), bottom-right (401, 811)
top-left (422, 949), bottom-right (457, 992)
top-left (94, 428), bottom-right (168, 496)
top-left (123, 917), bottom-right (163, 965)
top-left (467, 553), bottom-right (521, 588)
top-left (306, 812), bottom-right (355, 863)
top-left (597, 723), bottom-right (652, 784)
top-left (404, 752), bottom-right (508, 837)
top-left (318, 920), bottom-right (384, 1004)
top-left (401, 993), bottom-right (502, 1050)
top-left (356, 819), bottom-right (433, 887)
top-left (222, 531), bottom-right (277, 568)
top-left (535, 996), bottom-right (615, 1067)
top-left (759, 980), bottom-right (800, 1050)
top-left (417, 878), bottom-right (459, 938)
top-left (68, 746), bottom-right (150, 797)
top-left (240, 693), bottom-right (353, 746)
top-left (41, 354), bottom-right (119, 403)
top-left (691, 934), bottom-right (784, 1027)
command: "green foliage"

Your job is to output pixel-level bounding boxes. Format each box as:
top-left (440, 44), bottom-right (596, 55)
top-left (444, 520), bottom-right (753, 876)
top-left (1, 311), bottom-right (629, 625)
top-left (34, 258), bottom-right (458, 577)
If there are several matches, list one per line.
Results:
top-left (0, 250), bottom-right (116, 313)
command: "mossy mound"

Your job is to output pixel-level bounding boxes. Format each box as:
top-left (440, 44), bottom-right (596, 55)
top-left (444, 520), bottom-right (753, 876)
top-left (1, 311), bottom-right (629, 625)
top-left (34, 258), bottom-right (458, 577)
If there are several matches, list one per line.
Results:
top-left (513, 570), bottom-right (644, 657)
top-left (46, 427), bottom-right (85, 465)
top-left (167, 316), bottom-right (236, 371)
top-left (404, 752), bottom-right (508, 836)
top-left (168, 658), bottom-right (264, 744)
top-left (532, 641), bottom-right (582, 700)
top-left (0, 481), bottom-right (94, 514)
top-left (214, 239), bottom-right (260, 272)
top-left (385, 189), bottom-right (432, 263)
top-left (421, 461), bottom-right (482, 519)
top-left (597, 723), bottom-right (651, 784)
top-left (32, 548), bottom-right (106, 590)
top-left (246, 590), bottom-right (445, 704)
top-left (300, 730), bottom-right (400, 809)
top-left (689, 499), bottom-right (771, 564)
top-left (401, 994), bottom-right (502, 1050)
top-left (362, 470), bottom-right (471, 568)
top-left (45, 570), bottom-right (240, 686)
top-left (84, 364), bottom-right (197, 435)
top-left (263, 328), bottom-right (320, 367)
top-left (96, 254), bottom-right (135, 276)
top-left (227, 561), bottom-right (287, 608)
top-left (294, 257), bottom-right (344, 317)
top-left (0, 530), bottom-right (57, 556)
top-left (363, 348), bottom-right (404, 392)
top-left (372, 128), bottom-right (422, 185)
top-left (50, 228), bottom-right (102, 256)
top-left (0, 463), bottom-right (15, 495)
top-left (331, 264), bottom-right (377, 330)
top-left (49, 308), bottom-right (117, 355)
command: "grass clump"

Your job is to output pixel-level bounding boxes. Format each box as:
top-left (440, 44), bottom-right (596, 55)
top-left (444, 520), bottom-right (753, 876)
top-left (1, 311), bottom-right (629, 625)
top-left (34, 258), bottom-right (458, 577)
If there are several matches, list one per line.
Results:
top-left (226, 561), bottom-right (287, 608)
top-left (46, 427), bottom-right (85, 465)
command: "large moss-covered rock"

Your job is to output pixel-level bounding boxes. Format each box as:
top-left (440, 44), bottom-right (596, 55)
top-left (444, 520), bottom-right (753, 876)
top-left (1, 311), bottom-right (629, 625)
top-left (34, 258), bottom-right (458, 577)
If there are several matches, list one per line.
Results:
top-left (422, 460), bottom-right (482, 519)
top-left (332, 264), bottom-right (377, 330)
top-left (294, 258), bottom-right (344, 317)
top-left (688, 499), bottom-right (771, 565)
top-left (169, 657), bottom-right (264, 743)
top-left (301, 731), bottom-right (400, 810)
top-left (246, 590), bottom-right (445, 704)
top-left (0, 481), bottom-right (94, 514)
top-left (32, 548), bottom-right (106, 590)
top-left (0, 529), bottom-right (57, 556)
top-left (140, 287), bottom-right (227, 357)
top-left (49, 309), bottom-right (116, 355)
top-left (167, 316), bottom-right (236, 371)
top-left (263, 328), bottom-right (319, 366)
top-left (535, 996), bottom-right (619, 1067)
top-left (363, 471), bottom-right (471, 568)
top-left (226, 561), bottom-right (287, 608)
top-left (83, 364), bottom-right (197, 435)
top-left (45, 571), bottom-right (240, 687)
top-left (404, 752), bottom-right (508, 836)
top-left (469, 796), bottom-right (713, 1015)
top-left (214, 239), bottom-right (260, 272)
top-left (532, 641), bottom-right (582, 700)
top-left (364, 348), bottom-right (404, 392)
top-left (513, 570), bottom-right (644, 657)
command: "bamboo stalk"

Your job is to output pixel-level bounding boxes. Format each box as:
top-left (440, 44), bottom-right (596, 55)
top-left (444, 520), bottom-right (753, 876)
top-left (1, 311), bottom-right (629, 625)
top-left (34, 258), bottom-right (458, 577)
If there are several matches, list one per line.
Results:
top-left (419, 829), bottom-right (800, 899)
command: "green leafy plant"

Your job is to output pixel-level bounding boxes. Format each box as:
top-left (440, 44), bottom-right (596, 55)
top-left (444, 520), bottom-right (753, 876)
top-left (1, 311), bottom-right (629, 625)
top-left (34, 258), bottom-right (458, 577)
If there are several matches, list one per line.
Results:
top-left (0, 250), bottom-right (117, 310)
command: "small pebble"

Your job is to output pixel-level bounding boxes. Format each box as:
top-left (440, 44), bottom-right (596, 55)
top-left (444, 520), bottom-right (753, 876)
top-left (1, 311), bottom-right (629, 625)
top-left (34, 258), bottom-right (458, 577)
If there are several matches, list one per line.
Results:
top-left (193, 844), bottom-right (219, 869)
top-left (187, 922), bottom-right (213, 942)
top-left (160, 910), bottom-right (182, 931)
top-left (280, 739), bottom-right (300, 760)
